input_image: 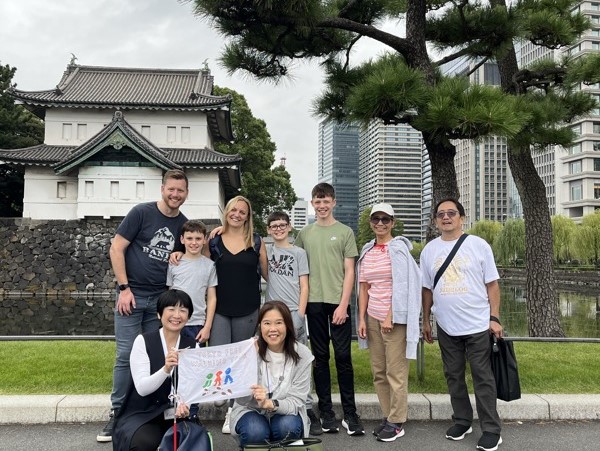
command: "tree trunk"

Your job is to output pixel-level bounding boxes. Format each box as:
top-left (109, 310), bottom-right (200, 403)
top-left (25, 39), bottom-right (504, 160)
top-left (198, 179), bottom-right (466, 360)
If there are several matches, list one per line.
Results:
top-left (506, 147), bottom-right (564, 337)
top-left (491, 0), bottom-right (564, 336)
top-left (422, 133), bottom-right (459, 241)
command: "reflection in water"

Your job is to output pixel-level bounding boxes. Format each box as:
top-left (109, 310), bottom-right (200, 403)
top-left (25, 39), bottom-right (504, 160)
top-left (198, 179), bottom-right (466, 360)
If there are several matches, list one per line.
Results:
top-left (1, 285), bottom-right (599, 337)
top-left (501, 284), bottom-right (600, 338)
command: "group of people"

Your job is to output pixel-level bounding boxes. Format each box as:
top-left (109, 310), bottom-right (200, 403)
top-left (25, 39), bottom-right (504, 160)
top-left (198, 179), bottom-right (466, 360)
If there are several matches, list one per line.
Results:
top-left (97, 169), bottom-right (505, 451)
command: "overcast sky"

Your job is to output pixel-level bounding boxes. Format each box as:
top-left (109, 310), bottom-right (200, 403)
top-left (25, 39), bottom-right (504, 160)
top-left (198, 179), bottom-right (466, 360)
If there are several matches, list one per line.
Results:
top-left (1, 0), bottom-right (400, 202)
top-left (0, 0), bottom-right (326, 201)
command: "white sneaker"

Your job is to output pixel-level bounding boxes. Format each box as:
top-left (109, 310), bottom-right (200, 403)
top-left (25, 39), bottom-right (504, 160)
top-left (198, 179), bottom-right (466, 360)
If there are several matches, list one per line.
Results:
top-left (222, 407), bottom-right (231, 434)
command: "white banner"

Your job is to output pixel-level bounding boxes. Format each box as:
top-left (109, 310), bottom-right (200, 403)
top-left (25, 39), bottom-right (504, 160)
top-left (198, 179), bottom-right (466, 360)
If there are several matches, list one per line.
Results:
top-left (177, 338), bottom-right (257, 404)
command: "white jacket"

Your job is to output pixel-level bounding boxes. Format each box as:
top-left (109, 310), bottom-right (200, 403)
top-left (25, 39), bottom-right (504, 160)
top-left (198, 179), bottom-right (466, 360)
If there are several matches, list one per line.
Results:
top-left (356, 236), bottom-right (422, 359)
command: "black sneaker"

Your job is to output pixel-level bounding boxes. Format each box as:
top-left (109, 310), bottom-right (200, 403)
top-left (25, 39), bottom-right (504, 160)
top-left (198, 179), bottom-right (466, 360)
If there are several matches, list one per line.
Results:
top-left (341, 412), bottom-right (365, 436)
top-left (320, 410), bottom-right (339, 433)
top-left (96, 410), bottom-right (115, 442)
top-left (376, 422), bottom-right (405, 442)
top-left (477, 432), bottom-right (503, 451)
top-left (307, 409), bottom-right (323, 436)
top-left (445, 424), bottom-right (472, 441)
top-left (372, 417), bottom-right (387, 436)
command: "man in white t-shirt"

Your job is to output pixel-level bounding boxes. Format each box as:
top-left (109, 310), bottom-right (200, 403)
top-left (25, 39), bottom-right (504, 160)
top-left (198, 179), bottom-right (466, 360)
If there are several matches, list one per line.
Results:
top-left (421, 198), bottom-right (504, 451)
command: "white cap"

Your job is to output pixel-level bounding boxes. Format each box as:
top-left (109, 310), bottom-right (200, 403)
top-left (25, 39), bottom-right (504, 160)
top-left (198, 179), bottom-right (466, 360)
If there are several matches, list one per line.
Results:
top-left (370, 203), bottom-right (395, 217)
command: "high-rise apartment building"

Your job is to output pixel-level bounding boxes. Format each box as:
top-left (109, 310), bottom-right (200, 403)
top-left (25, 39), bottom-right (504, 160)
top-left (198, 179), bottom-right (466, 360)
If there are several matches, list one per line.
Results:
top-left (317, 120), bottom-right (360, 232)
top-left (520, 1), bottom-right (600, 218)
top-left (358, 120), bottom-right (423, 241)
top-left (442, 58), bottom-right (516, 227)
top-left (289, 198), bottom-right (309, 230)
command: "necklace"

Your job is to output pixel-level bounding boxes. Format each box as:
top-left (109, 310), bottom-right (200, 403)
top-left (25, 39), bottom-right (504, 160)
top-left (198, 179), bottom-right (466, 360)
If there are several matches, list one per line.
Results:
top-left (263, 351), bottom-right (287, 398)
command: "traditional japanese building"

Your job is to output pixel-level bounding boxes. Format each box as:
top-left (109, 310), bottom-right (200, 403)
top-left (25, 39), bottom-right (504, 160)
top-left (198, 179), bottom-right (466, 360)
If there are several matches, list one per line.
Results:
top-left (0, 61), bottom-right (241, 221)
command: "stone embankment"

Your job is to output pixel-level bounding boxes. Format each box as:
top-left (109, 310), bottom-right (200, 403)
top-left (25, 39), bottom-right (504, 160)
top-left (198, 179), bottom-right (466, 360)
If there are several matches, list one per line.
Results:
top-left (499, 268), bottom-right (600, 289)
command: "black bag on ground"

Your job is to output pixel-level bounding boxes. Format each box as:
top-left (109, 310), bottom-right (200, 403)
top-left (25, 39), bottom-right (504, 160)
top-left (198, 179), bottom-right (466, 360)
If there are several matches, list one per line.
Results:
top-left (158, 419), bottom-right (213, 451)
top-left (490, 335), bottom-right (521, 402)
top-left (242, 438), bottom-right (324, 451)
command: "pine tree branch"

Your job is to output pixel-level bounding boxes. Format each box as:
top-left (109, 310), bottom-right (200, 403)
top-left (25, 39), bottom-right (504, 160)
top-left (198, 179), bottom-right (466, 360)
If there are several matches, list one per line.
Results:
top-left (434, 47), bottom-right (474, 67)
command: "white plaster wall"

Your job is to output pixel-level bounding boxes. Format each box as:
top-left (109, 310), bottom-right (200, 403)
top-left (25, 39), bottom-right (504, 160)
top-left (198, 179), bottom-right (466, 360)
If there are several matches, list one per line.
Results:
top-left (22, 166), bottom-right (227, 221)
top-left (182, 168), bottom-right (225, 221)
top-left (44, 108), bottom-right (210, 148)
top-left (22, 167), bottom-right (78, 219)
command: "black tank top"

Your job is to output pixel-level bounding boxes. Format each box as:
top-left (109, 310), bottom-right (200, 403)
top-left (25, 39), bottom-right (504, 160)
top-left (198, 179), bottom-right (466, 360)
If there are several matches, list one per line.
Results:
top-left (215, 239), bottom-right (260, 317)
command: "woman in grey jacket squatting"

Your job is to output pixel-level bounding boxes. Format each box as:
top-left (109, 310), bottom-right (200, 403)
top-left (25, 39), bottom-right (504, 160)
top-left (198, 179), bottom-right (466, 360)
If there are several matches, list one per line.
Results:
top-left (230, 301), bottom-right (314, 448)
top-left (356, 203), bottom-right (422, 442)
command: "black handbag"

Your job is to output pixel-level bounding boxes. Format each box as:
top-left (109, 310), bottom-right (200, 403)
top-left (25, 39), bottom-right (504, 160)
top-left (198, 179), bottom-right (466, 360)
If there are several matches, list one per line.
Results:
top-left (242, 438), bottom-right (324, 451)
top-left (490, 335), bottom-right (521, 402)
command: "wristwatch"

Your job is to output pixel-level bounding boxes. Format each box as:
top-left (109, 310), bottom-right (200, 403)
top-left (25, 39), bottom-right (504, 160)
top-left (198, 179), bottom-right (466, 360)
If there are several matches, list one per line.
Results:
top-left (271, 399), bottom-right (279, 412)
top-left (118, 283), bottom-right (130, 291)
top-left (490, 315), bottom-right (501, 325)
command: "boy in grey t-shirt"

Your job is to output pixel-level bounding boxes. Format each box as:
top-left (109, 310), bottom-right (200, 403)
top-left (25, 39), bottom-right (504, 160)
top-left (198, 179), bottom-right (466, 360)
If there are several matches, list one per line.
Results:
top-left (167, 220), bottom-right (217, 343)
top-left (265, 211), bottom-right (318, 429)
top-left (265, 211), bottom-right (309, 340)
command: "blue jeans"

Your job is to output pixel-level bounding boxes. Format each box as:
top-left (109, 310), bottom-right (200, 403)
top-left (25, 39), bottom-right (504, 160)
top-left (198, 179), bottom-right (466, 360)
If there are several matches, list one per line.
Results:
top-left (235, 411), bottom-right (303, 447)
top-left (110, 293), bottom-right (162, 410)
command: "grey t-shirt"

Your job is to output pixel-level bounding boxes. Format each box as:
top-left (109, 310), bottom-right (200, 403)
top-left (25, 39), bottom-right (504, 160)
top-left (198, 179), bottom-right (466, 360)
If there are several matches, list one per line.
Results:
top-left (265, 245), bottom-right (309, 311)
top-left (166, 256), bottom-right (218, 325)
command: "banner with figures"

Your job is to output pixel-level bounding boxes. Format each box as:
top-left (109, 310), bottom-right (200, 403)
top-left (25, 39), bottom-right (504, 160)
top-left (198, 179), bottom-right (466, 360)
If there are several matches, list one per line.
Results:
top-left (177, 338), bottom-right (258, 404)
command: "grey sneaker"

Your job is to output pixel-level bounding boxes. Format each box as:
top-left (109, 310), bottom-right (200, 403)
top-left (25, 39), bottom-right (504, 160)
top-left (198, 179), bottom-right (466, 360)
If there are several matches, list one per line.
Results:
top-left (96, 410), bottom-right (115, 442)
top-left (376, 422), bottom-right (405, 442)
top-left (445, 424), bottom-right (473, 441)
top-left (477, 432), bottom-right (503, 451)
top-left (307, 409), bottom-right (323, 436)
top-left (320, 410), bottom-right (339, 433)
top-left (373, 417), bottom-right (387, 436)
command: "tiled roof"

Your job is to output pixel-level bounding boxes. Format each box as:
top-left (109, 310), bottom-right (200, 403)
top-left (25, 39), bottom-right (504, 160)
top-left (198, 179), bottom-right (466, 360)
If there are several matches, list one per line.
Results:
top-left (9, 64), bottom-right (230, 110)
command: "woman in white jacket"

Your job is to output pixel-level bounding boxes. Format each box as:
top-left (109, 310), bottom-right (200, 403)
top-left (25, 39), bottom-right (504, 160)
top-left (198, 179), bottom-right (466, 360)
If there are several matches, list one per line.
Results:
top-left (356, 203), bottom-right (422, 443)
top-left (230, 301), bottom-right (314, 447)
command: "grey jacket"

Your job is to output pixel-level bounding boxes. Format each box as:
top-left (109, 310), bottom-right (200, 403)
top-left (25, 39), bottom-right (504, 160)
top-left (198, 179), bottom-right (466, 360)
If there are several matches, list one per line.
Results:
top-left (230, 342), bottom-right (314, 439)
top-left (356, 236), bottom-right (422, 359)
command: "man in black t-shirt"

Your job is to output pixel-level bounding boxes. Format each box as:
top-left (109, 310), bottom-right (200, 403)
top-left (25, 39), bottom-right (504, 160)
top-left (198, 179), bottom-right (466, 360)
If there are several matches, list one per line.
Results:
top-left (96, 169), bottom-right (189, 443)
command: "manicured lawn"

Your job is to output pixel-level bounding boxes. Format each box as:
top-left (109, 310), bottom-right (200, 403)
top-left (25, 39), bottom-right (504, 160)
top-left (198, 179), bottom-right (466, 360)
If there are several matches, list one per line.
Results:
top-left (1, 340), bottom-right (598, 395)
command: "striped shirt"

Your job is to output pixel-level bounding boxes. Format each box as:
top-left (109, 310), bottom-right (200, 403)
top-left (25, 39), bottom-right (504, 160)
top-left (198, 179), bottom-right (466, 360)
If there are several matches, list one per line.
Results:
top-left (359, 244), bottom-right (393, 321)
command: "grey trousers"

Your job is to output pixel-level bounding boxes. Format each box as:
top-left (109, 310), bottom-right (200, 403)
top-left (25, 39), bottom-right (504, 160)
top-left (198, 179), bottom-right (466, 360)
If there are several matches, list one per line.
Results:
top-left (436, 324), bottom-right (501, 434)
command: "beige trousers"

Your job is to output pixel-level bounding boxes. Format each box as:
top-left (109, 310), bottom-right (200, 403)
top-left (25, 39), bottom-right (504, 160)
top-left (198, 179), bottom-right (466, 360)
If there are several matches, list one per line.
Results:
top-left (366, 315), bottom-right (409, 423)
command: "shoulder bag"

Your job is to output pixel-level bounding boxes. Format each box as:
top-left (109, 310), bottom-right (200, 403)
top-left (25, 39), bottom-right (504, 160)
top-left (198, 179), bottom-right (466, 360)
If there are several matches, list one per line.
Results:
top-left (243, 438), bottom-right (324, 451)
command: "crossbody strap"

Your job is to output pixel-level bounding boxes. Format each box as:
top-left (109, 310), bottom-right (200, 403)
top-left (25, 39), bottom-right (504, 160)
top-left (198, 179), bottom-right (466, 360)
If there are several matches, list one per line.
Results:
top-left (433, 233), bottom-right (468, 289)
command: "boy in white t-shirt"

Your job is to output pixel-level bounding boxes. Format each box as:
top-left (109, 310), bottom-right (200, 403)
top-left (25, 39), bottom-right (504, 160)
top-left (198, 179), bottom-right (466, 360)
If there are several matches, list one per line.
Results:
top-left (167, 220), bottom-right (217, 343)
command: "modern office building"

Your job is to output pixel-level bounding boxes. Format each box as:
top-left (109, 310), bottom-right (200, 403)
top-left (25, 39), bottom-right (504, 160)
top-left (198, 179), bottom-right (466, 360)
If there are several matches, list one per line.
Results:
top-left (358, 120), bottom-right (423, 241)
top-left (317, 120), bottom-right (360, 232)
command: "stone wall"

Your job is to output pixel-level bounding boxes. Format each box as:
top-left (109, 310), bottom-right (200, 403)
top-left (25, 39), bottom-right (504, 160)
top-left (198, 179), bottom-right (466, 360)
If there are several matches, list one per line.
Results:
top-left (0, 218), bottom-right (118, 335)
top-left (0, 218), bottom-right (118, 294)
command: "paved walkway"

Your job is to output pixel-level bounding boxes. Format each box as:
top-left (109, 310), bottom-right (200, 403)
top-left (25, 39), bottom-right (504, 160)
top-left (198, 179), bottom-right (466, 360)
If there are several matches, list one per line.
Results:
top-left (1, 393), bottom-right (599, 424)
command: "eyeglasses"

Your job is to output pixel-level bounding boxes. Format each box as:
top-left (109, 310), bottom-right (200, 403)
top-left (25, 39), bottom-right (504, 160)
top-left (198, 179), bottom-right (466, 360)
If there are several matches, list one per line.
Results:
top-left (435, 210), bottom-right (459, 219)
top-left (370, 216), bottom-right (393, 225)
top-left (268, 223), bottom-right (289, 230)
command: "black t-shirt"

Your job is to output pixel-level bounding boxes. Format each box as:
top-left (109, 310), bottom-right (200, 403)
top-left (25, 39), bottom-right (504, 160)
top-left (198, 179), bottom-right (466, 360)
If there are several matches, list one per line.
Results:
top-left (214, 239), bottom-right (260, 317)
top-left (115, 202), bottom-right (187, 297)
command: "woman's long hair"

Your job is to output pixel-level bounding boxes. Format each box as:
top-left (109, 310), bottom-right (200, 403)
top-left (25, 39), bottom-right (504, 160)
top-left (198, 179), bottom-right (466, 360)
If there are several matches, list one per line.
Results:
top-left (257, 301), bottom-right (300, 364)
top-left (221, 195), bottom-right (255, 249)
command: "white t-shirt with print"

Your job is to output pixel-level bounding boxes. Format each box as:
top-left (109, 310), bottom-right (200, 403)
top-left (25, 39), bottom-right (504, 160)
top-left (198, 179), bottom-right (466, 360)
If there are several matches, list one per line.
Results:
top-left (421, 234), bottom-right (499, 336)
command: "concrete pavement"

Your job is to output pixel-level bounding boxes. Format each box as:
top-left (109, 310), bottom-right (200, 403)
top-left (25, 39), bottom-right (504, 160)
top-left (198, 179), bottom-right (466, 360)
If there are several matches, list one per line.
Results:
top-left (1, 393), bottom-right (599, 424)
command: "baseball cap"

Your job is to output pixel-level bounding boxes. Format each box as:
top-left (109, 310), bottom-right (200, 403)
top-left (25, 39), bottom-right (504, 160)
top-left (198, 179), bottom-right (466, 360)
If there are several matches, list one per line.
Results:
top-left (370, 203), bottom-right (395, 217)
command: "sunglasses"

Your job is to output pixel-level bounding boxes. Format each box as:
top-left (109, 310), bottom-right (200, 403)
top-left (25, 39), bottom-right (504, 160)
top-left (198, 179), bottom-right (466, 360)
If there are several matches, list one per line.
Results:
top-left (435, 210), bottom-right (459, 219)
top-left (370, 216), bottom-right (393, 225)
top-left (268, 223), bottom-right (289, 230)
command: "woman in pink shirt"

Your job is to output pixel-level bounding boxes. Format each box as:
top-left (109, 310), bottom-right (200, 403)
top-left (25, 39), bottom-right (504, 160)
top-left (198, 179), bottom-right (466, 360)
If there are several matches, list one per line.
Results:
top-left (356, 203), bottom-right (422, 443)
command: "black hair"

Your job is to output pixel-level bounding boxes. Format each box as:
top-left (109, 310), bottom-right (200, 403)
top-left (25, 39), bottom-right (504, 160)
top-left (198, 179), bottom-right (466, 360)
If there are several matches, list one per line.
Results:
top-left (434, 197), bottom-right (466, 217)
top-left (267, 211), bottom-right (290, 226)
top-left (157, 289), bottom-right (194, 318)
top-left (257, 301), bottom-right (299, 364)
